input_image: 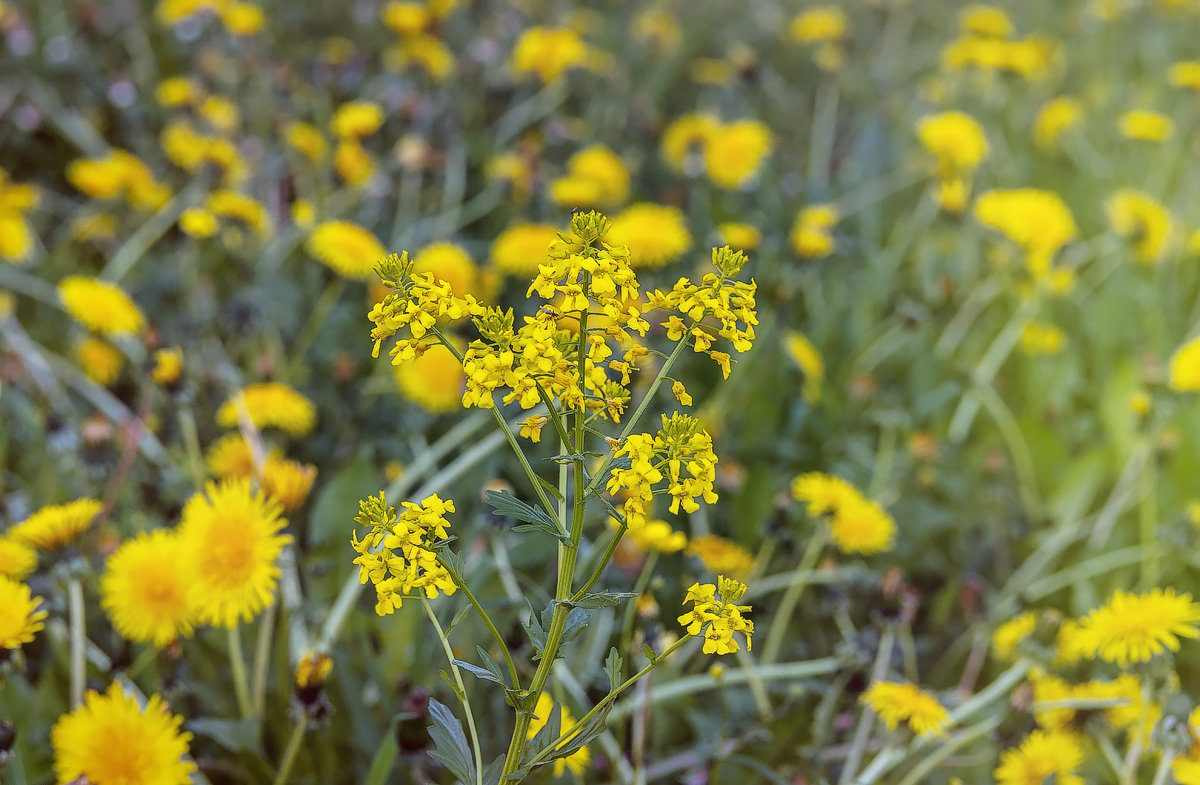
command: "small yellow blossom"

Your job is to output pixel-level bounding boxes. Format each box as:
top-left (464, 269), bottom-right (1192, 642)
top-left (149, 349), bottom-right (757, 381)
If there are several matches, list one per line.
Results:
top-left (993, 611), bottom-right (1037, 658)
top-left (704, 120), bottom-right (772, 190)
top-left (332, 101), bottom-right (385, 139)
top-left (0, 538), bottom-right (36, 581)
top-left (179, 207), bottom-right (219, 238)
top-left (783, 330), bottom-right (823, 402)
top-left (861, 682), bottom-right (950, 737)
top-left (1171, 335), bottom-right (1200, 392)
top-left (790, 6), bottom-right (847, 43)
top-left (58, 276), bottom-right (146, 335)
top-left (960, 5), bottom-right (1012, 38)
top-left (10, 498), bottom-right (103, 550)
top-left (677, 576), bottom-right (754, 655)
top-left (1106, 189), bottom-right (1173, 264)
top-left (152, 347), bottom-right (184, 386)
top-left (790, 205), bottom-right (838, 258)
top-left (1170, 60), bottom-right (1200, 89)
top-left (511, 27), bottom-right (588, 83)
top-left (1119, 109), bottom-right (1174, 142)
top-left (77, 337), bottom-right (123, 385)
top-left (1033, 97), bottom-right (1083, 149)
top-left (286, 121), bottom-right (327, 163)
top-left (519, 415), bottom-right (548, 443)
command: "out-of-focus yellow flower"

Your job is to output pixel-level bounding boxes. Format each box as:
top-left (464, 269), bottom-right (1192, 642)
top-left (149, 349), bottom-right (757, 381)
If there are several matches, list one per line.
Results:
top-left (607, 203), bottom-right (691, 268)
top-left (101, 529), bottom-right (194, 648)
top-left (179, 207), bottom-right (219, 238)
top-left (219, 2), bottom-right (262, 34)
top-left (1033, 97), bottom-right (1082, 149)
top-left (992, 611), bottom-right (1037, 658)
top-left (286, 121), bottom-right (327, 163)
top-left (0, 169), bottom-right (38, 263)
top-left (1170, 335), bottom-right (1200, 392)
top-left (332, 101), bottom-right (385, 139)
top-left (662, 114), bottom-right (720, 174)
top-left (1170, 60), bottom-right (1200, 89)
top-left (491, 222), bottom-right (557, 276)
top-left (789, 6), bottom-right (846, 42)
top-left (70, 213), bottom-right (117, 244)
top-left (381, 1), bottom-right (429, 35)
top-left (412, 243), bottom-right (488, 301)
top-left (1068, 588), bottom-right (1200, 666)
top-left (67, 150), bottom-right (170, 210)
top-left (624, 518), bottom-right (688, 553)
top-left (387, 34), bottom-right (455, 80)
top-left (690, 57), bottom-right (733, 85)
top-left (1020, 322), bottom-right (1065, 356)
top-left (1106, 189), bottom-right (1173, 264)
top-left (217, 382), bottom-right (316, 435)
top-left (487, 153), bottom-right (533, 201)
top-left (1130, 390), bottom-right (1152, 418)
top-left (631, 7), bottom-right (681, 52)
top-left (686, 534), bottom-right (754, 578)
top-left (916, 111), bottom-right (989, 179)
top-left (10, 498), bottom-right (103, 551)
top-left (974, 188), bottom-right (1077, 279)
top-left (292, 200), bottom-right (315, 229)
top-left (207, 190), bottom-right (269, 237)
top-left (552, 145), bottom-right (629, 208)
top-left (716, 222), bottom-right (760, 251)
top-left (0, 538), bottom-right (36, 581)
top-left (1119, 109), bottom-right (1174, 142)
top-left (0, 576), bottom-right (46, 650)
top-left (783, 330), bottom-right (823, 402)
top-left (960, 5), bottom-right (1011, 38)
top-left (335, 139), bottom-right (374, 186)
top-left (307, 220), bottom-right (386, 280)
top-left (152, 347), bottom-right (184, 386)
top-left (200, 95), bottom-right (239, 134)
top-left (790, 204), bottom-right (838, 258)
top-left (704, 121), bottom-right (772, 190)
top-left (994, 730), bottom-right (1083, 785)
top-left (526, 693), bottom-right (590, 776)
top-left (262, 456), bottom-right (317, 511)
top-left (58, 276), bottom-right (146, 335)
top-left (511, 27), bottom-right (588, 83)
top-left (156, 76), bottom-right (197, 107)
top-left (78, 337), bottom-right (123, 385)
top-left (861, 682), bottom-right (950, 737)
top-left (394, 341), bottom-right (464, 413)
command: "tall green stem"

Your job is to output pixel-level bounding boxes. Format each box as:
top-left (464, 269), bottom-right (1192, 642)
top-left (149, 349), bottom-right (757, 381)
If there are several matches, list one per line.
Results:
top-left (251, 600), bottom-right (277, 717)
top-left (227, 626), bottom-right (253, 719)
top-left (270, 716), bottom-right (309, 785)
top-left (423, 598), bottom-right (484, 785)
top-left (68, 577), bottom-right (85, 707)
top-left (434, 552), bottom-right (521, 690)
top-left (760, 527), bottom-right (828, 665)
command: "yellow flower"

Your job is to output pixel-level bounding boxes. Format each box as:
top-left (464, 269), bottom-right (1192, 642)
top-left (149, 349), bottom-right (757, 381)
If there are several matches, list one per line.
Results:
top-left (661, 114), bottom-right (720, 173)
top-left (511, 27), bottom-right (588, 82)
top-left (1130, 390), bottom-right (1152, 418)
top-left (519, 415), bottom-right (548, 443)
top-left (285, 121), bottom-right (327, 163)
top-left (58, 276), bottom-right (146, 335)
top-left (491, 222), bottom-right (558, 276)
top-left (1070, 588), bottom-right (1200, 666)
top-left (631, 7), bottom-right (681, 52)
top-left (101, 530), bottom-right (194, 648)
top-left (178, 480), bottom-right (291, 628)
top-left (332, 101), bottom-right (385, 139)
top-left (0, 576), bottom-right (46, 649)
top-left (1020, 322), bottom-right (1065, 356)
top-left (206, 190), bottom-right (269, 237)
top-left (992, 611), bottom-right (1037, 658)
top-left (686, 534), bottom-right (754, 578)
top-left (262, 456), bottom-right (317, 511)
top-left (0, 210), bottom-right (35, 263)
top-left (677, 576), bottom-right (754, 655)
top-left (335, 139), bottom-right (375, 186)
top-left (179, 207), bottom-right (218, 238)
top-left (994, 730), bottom-right (1083, 785)
top-left (790, 204), bottom-right (838, 258)
top-left (607, 203), bottom-right (691, 268)
top-left (292, 199), bottom-right (315, 228)
top-left (78, 337), bottom-right (124, 386)
top-left (1170, 60), bottom-right (1200, 89)
top-left (791, 472), bottom-right (858, 517)
top-left (67, 150), bottom-right (170, 210)
top-left (10, 498), bottom-right (103, 550)
top-left (205, 433), bottom-right (278, 478)
top-left (1033, 97), bottom-right (1082, 148)
top-left (198, 95), bottom-right (239, 134)
top-left (216, 383), bottom-right (315, 436)
top-left (1120, 109), bottom-right (1174, 142)
top-left (394, 341), bottom-right (464, 413)
top-left (387, 34), bottom-right (455, 80)
top-left (830, 495), bottom-right (895, 554)
top-left (974, 189), bottom-right (1077, 278)
top-left (52, 681), bottom-right (195, 785)
top-left (783, 330), bottom-right (823, 402)
top-left (70, 212), bottom-right (117, 244)
top-left (861, 682), bottom-right (949, 737)
top-left (526, 693), bottom-right (591, 776)
top-left (219, 2), bottom-right (263, 35)
top-left (789, 6), bottom-right (847, 42)
top-left (628, 518), bottom-right (687, 553)
top-left (0, 537), bottom-right (36, 580)
top-left (716, 222), bottom-right (761, 251)
top-left (552, 145), bottom-right (629, 208)
top-left (704, 120), bottom-right (772, 189)
top-left (1106, 189), bottom-right (1173, 264)
top-left (381, 1), bottom-right (428, 34)
top-left (152, 347), bottom-right (183, 386)
top-left (412, 243), bottom-right (485, 300)
top-left (1053, 618), bottom-right (1088, 666)
top-left (155, 76), bottom-right (197, 107)
top-left (916, 111), bottom-right (989, 178)
top-left (307, 220), bottom-right (387, 280)
top-left (1171, 335), bottom-right (1200, 391)
top-left (960, 4), bottom-right (1011, 37)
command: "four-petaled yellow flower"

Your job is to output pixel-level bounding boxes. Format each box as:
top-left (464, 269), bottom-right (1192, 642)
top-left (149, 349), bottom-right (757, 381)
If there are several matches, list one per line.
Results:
top-left (678, 576), bottom-right (754, 655)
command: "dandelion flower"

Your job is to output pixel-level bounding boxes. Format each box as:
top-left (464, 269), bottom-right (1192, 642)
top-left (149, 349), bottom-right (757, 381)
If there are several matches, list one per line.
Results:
top-left (686, 534), bottom-right (754, 577)
top-left (790, 472), bottom-right (857, 517)
top-left (331, 101), bottom-right (385, 139)
top-left (307, 220), bottom-right (387, 280)
top-left (783, 330), bottom-right (823, 402)
top-left (526, 693), bottom-right (591, 776)
top-left (1071, 588), bottom-right (1200, 666)
top-left (1120, 110), bottom-right (1174, 142)
top-left (58, 276), bottom-right (145, 336)
top-left (179, 208), bottom-right (218, 238)
top-left (382, 1), bottom-right (429, 34)
top-left (216, 382), bottom-right (316, 435)
top-left (491, 223), bottom-right (557, 276)
top-left (608, 203), bottom-right (691, 268)
top-left (830, 496), bottom-right (895, 554)
top-left (790, 204), bottom-right (838, 258)
top-left (334, 139), bottom-right (375, 186)
top-left (715, 222), bottom-right (760, 251)
top-left (974, 189), bottom-right (1077, 279)
top-left (152, 347), bottom-right (183, 386)
top-left (661, 114), bottom-right (720, 173)
top-left (178, 480), bottom-right (291, 628)
top-left (992, 611), bottom-right (1037, 658)
top-left (1170, 336), bottom-right (1200, 392)
top-left (101, 530), bottom-right (194, 648)
top-left (960, 5), bottom-right (1011, 37)
top-left (994, 730), bottom-right (1083, 785)
top-left (1033, 97), bottom-right (1082, 149)
top-left (0, 576), bottom-right (47, 649)
top-left (394, 341), bottom-right (464, 413)
top-left (261, 456), bottom-right (317, 511)
top-left (704, 121), bottom-right (772, 189)
top-left (511, 27), bottom-right (588, 83)
top-left (155, 76), bottom-right (196, 107)
top-left (206, 190), bottom-right (269, 236)
top-left (861, 682), bottom-right (949, 737)
top-left (412, 243), bottom-right (484, 300)
top-left (285, 121), bottom-right (327, 163)
top-left (10, 498), bottom-right (103, 550)
top-left (916, 111), bottom-right (989, 178)
top-left (77, 337), bottom-right (124, 386)
top-left (553, 145), bottom-right (629, 208)
top-left (628, 519), bottom-right (687, 553)
top-left (205, 433), bottom-right (277, 478)
top-left (52, 681), bottom-right (195, 785)
top-left (0, 537), bottom-right (36, 580)
top-left (219, 2), bottom-right (263, 35)
top-left (1170, 61), bottom-right (1200, 90)
top-left (1106, 189), bottom-right (1173, 264)
top-left (790, 6), bottom-right (847, 42)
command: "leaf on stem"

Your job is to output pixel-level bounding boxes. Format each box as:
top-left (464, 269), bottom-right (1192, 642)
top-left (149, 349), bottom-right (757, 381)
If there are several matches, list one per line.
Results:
top-left (604, 647), bottom-right (623, 691)
top-left (427, 698), bottom-right (477, 785)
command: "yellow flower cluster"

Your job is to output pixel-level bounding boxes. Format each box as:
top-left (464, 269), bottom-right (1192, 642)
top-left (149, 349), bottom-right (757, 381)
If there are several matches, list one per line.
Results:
top-left (791, 472), bottom-right (895, 554)
top-left (677, 575), bottom-right (753, 655)
top-left (66, 149), bottom-right (170, 211)
top-left (660, 115), bottom-right (773, 189)
top-left (551, 145), bottom-right (630, 209)
top-left (860, 681), bottom-right (950, 737)
top-left (941, 6), bottom-right (1053, 80)
top-left (350, 492), bottom-right (459, 615)
top-left (607, 413), bottom-right (719, 528)
top-left (974, 188), bottom-right (1077, 281)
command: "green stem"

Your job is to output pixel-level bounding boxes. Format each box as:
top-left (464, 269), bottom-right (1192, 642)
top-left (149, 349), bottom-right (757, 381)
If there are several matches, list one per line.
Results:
top-left (68, 577), bottom-right (85, 707)
top-left (760, 526), bottom-right (828, 665)
top-left (570, 521), bottom-right (627, 603)
top-left (227, 626), bottom-right (253, 719)
top-left (178, 409), bottom-right (206, 488)
top-left (434, 552), bottom-right (522, 690)
top-left (535, 381), bottom-right (573, 450)
top-left (1139, 454), bottom-right (1158, 590)
top-left (422, 598), bottom-right (484, 785)
top-left (269, 715), bottom-right (309, 785)
top-left (251, 600), bottom-right (276, 717)
top-left (838, 626), bottom-right (896, 785)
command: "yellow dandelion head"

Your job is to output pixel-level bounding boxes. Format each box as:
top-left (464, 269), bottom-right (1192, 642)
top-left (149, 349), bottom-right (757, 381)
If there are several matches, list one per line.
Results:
top-left (1033, 97), bottom-right (1083, 148)
top-left (52, 681), bottom-right (195, 785)
top-left (704, 120), bottom-right (773, 190)
top-left (179, 207), bottom-right (219, 238)
top-left (628, 519), bottom-right (688, 553)
top-left (178, 480), bottom-right (291, 628)
top-left (861, 682), bottom-right (950, 737)
top-left (790, 6), bottom-right (847, 42)
top-left (295, 651), bottom-right (334, 689)
top-left (791, 471), bottom-right (858, 517)
top-left (58, 276), bottom-right (145, 336)
top-left (992, 611), bottom-right (1037, 659)
top-left (77, 337), bottom-right (124, 386)
top-left (607, 203), bottom-right (692, 269)
top-left (155, 76), bottom-right (197, 107)
top-left (205, 433), bottom-right (279, 479)
top-left (511, 27), bottom-right (588, 83)
top-left (715, 222), bottom-right (761, 251)
top-left (331, 100), bottom-right (385, 139)
top-left (959, 5), bottom-right (1012, 38)
top-left (686, 534), bottom-right (754, 578)
top-left (334, 139), bottom-right (375, 186)
top-left (974, 188), bottom-right (1077, 277)
top-left (219, 2), bottom-right (263, 35)
top-left (1170, 60), bottom-right (1200, 89)
top-left (830, 496), bottom-right (895, 555)
top-left (1105, 189), bottom-right (1174, 264)
top-left (1072, 587), bottom-right (1200, 667)
top-left (0, 211), bottom-right (35, 262)
top-left (784, 330), bottom-right (823, 402)
top-left (206, 190), bottom-right (269, 236)
top-left (491, 223), bottom-right (557, 276)
top-left (262, 456), bottom-right (318, 511)
top-left (152, 347), bottom-right (183, 386)
top-left (1120, 109), bottom-right (1174, 142)
top-left (1170, 335), bottom-right (1200, 392)
top-left (661, 114), bottom-right (720, 173)
top-left (216, 382), bottom-right (316, 436)
top-left (993, 730), bottom-right (1084, 785)
top-left (307, 220), bottom-right (387, 280)
top-left (382, 1), bottom-right (429, 34)
top-left (0, 576), bottom-right (47, 649)
top-left (285, 121), bottom-right (328, 163)
top-left (790, 204), bottom-right (839, 258)
top-left (562, 145), bottom-right (630, 207)
top-left (394, 341), bottom-right (465, 413)
top-left (412, 243), bottom-right (482, 299)
top-left (101, 529), bottom-right (194, 648)
top-left (0, 537), bottom-right (36, 580)
top-left (10, 498), bottom-right (103, 550)
top-left (916, 111), bottom-right (989, 177)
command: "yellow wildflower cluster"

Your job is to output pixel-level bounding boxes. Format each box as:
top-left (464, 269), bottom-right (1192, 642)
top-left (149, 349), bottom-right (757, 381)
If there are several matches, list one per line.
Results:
top-left (0, 167), bottom-right (39, 263)
top-left (916, 111), bottom-right (988, 213)
top-left (974, 188), bottom-right (1077, 281)
top-left (660, 115), bottom-right (773, 189)
top-left (66, 150), bottom-right (170, 211)
top-left (791, 472), bottom-right (896, 554)
top-left (941, 6), bottom-right (1053, 80)
top-left (350, 492), bottom-right (459, 616)
top-left (677, 576), bottom-right (753, 655)
top-left (607, 413), bottom-right (719, 528)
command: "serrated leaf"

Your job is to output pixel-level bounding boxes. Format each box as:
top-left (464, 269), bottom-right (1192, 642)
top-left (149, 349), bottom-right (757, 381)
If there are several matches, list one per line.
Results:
top-left (570, 591), bottom-right (636, 609)
top-left (484, 490), bottom-right (559, 531)
top-left (604, 647), bottom-right (623, 691)
top-left (511, 521), bottom-right (571, 543)
top-left (452, 659), bottom-right (503, 685)
top-left (523, 606), bottom-right (548, 659)
top-left (427, 698), bottom-right (476, 785)
top-left (438, 548), bottom-right (466, 582)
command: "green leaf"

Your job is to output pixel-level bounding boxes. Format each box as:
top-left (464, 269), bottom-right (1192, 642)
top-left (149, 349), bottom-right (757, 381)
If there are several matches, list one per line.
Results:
top-left (523, 606), bottom-right (548, 659)
top-left (476, 645), bottom-right (507, 685)
top-left (484, 490), bottom-right (558, 529)
top-left (481, 755), bottom-right (507, 785)
top-left (568, 591), bottom-right (636, 609)
top-left (427, 698), bottom-right (477, 785)
top-left (438, 670), bottom-right (466, 703)
top-left (446, 605), bottom-right (472, 635)
top-left (604, 647), bottom-right (623, 691)
top-left (520, 700), bottom-right (561, 769)
top-left (536, 474), bottom-right (565, 501)
top-left (438, 547), bottom-right (466, 582)
top-left (512, 520), bottom-right (571, 543)
top-left (552, 702), bottom-right (612, 759)
top-left (186, 717), bottom-right (264, 755)
top-left (363, 714), bottom-right (404, 785)
top-left (452, 659), bottom-right (503, 685)
top-left (641, 644), bottom-right (657, 665)
top-left (560, 607), bottom-right (590, 646)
